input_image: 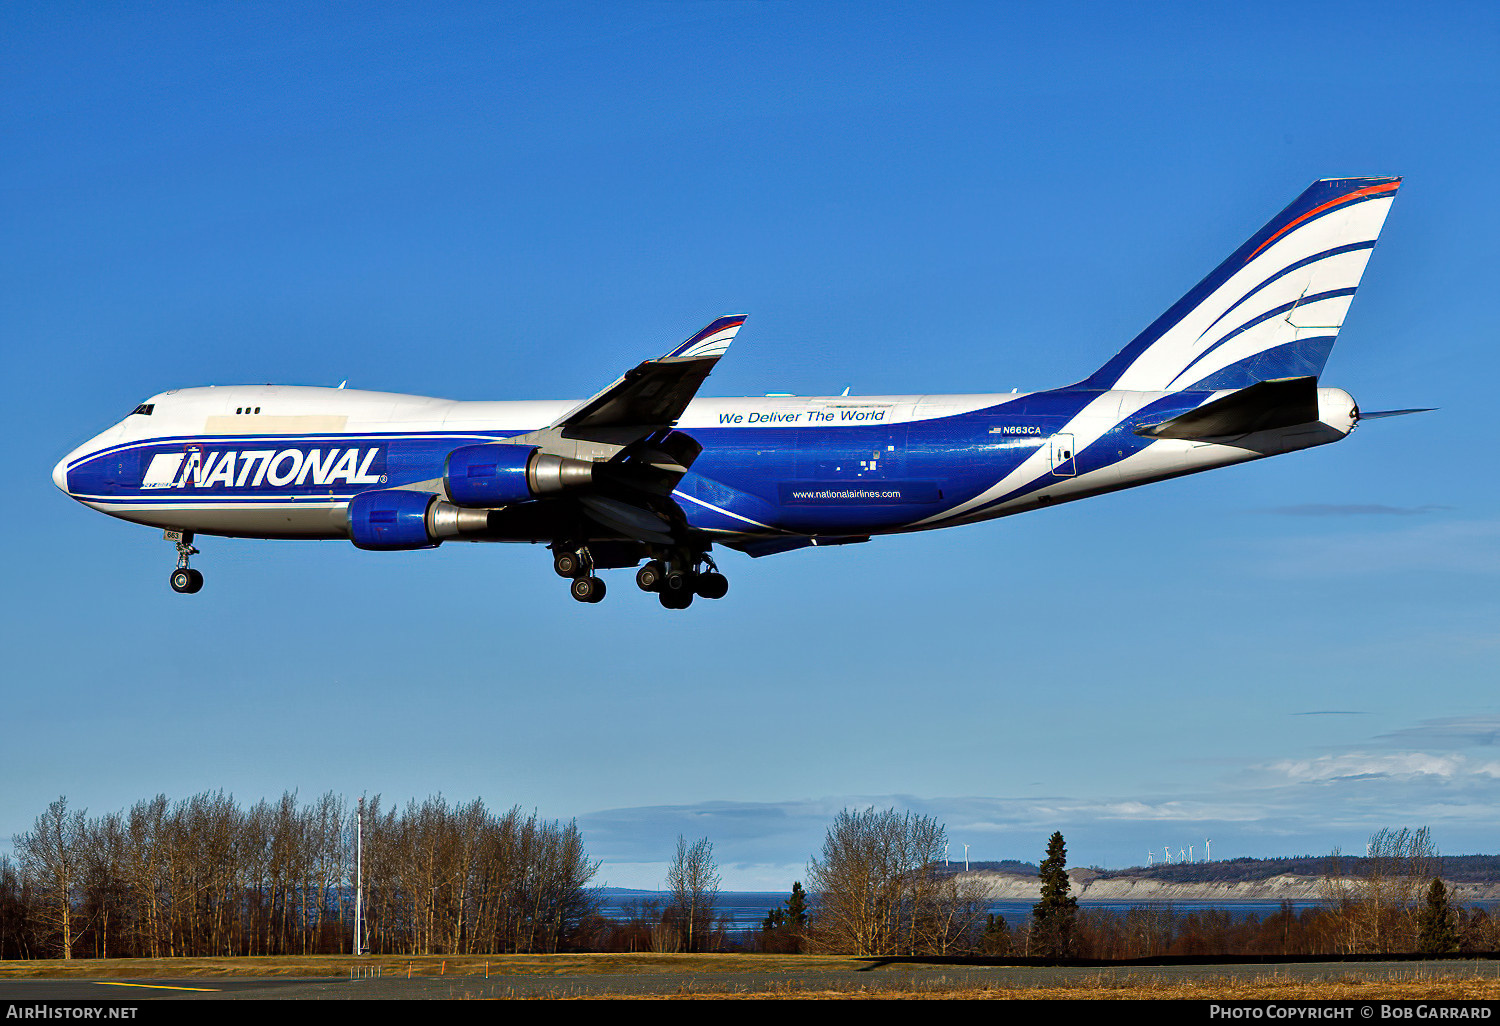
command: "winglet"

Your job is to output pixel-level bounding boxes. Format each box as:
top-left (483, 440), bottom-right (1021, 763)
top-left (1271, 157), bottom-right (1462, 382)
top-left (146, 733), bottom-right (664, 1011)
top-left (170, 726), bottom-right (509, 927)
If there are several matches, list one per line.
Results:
top-left (547, 315), bottom-right (749, 431)
top-left (663, 315), bottom-right (746, 361)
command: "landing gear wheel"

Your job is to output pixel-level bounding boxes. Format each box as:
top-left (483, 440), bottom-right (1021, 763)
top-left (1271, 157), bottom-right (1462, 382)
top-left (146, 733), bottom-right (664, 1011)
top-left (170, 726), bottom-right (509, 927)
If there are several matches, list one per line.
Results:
top-left (636, 560), bottom-right (665, 592)
top-left (659, 587), bottom-right (694, 610)
top-left (165, 529), bottom-right (201, 593)
top-left (570, 576), bottom-right (606, 603)
top-left (170, 568), bottom-right (203, 594)
top-left (553, 551), bottom-right (584, 578)
top-left (695, 572), bottom-right (728, 600)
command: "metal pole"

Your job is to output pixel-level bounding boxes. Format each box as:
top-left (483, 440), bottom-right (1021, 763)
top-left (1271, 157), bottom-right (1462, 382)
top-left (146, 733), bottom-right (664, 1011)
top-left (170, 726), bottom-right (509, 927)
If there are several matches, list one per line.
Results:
top-left (355, 796), bottom-right (364, 957)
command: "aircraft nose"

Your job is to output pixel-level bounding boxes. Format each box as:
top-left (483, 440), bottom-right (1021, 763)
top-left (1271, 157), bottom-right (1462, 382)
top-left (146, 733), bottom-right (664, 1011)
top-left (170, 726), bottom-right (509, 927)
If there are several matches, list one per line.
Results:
top-left (52, 455), bottom-right (70, 494)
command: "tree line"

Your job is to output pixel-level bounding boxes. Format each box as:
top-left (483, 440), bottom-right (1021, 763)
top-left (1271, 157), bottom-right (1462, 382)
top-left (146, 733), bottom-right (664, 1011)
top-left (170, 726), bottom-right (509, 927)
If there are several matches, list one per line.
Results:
top-left (4, 792), bottom-right (597, 959)
top-left (755, 817), bottom-right (1489, 959)
top-left (4, 792), bottom-right (1486, 961)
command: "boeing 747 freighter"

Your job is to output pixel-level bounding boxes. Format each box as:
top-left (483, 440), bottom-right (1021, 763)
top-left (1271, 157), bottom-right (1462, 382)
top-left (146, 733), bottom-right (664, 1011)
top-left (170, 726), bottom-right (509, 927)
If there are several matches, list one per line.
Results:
top-left (53, 178), bottom-right (1424, 608)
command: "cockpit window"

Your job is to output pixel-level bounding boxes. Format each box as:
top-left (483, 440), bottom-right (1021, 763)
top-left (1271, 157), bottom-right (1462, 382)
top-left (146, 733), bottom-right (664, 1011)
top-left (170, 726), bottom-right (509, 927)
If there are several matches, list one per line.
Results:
top-left (131, 404), bottom-right (155, 416)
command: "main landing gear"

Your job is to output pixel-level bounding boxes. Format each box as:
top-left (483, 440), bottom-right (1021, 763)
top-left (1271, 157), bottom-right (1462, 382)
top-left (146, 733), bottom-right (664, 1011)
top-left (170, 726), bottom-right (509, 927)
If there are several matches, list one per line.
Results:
top-left (166, 530), bottom-right (203, 594)
top-left (551, 543), bottom-right (728, 609)
top-left (635, 554), bottom-right (728, 610)
top-left (552, 543), bottom-right (606, 604)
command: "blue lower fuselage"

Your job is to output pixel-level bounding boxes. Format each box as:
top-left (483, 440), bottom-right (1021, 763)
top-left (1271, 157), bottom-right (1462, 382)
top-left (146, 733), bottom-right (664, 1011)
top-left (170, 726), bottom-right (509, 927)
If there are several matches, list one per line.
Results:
top-left (58, 387), bottom-right (1222, 545)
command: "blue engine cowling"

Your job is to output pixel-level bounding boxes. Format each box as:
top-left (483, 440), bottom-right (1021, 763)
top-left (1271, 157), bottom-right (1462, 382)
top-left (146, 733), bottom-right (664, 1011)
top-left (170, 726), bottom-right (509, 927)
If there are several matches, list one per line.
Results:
top-left (445, 444), bottom-right (537, 507)
top-left (347, 489), bottom-right (439, 551)
top-left (445, 444), bottom-right (595, 508)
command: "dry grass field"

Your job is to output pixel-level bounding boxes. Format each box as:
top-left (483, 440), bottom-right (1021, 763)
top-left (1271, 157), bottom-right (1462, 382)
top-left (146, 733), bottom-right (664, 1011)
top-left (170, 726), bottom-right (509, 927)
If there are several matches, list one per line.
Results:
top-left (600, 975), bottom-right (1500, 1001)
top-left (3, 954), bottom-right (1499, 1000)
top-left (0, 952), bottom-right (866, 979)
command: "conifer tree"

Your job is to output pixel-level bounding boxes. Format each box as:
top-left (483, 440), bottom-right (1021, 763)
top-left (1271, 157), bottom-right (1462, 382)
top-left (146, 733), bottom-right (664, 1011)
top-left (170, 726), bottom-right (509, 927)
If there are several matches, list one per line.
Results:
top-left (761, 881), bottom-right (808, 952)
top-left (981, 913), bottom-right (1011, 954)
top-left (785, 881), bottom-right (807, 928)
top-left (1031, 831), bottom-right (1078, 958)
top-left (1417, 878), bottom-right (1460, 955)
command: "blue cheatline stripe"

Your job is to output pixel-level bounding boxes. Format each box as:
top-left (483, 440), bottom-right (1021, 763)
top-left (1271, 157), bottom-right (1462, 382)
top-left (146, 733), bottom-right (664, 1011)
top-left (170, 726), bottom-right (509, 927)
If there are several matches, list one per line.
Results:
top-left (1196, 241), bottom-right (1375, 342)
top-left (77, 494), bottom-right (356, 504)
top-left (67, 431), bottom-right (508, 468)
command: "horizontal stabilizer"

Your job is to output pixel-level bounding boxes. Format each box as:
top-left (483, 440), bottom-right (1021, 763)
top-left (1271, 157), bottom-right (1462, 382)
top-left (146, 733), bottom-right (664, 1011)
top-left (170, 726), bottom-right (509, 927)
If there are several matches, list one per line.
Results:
top-left (1136, 376), bottom-right (1319, 439)
top-left (1357, 407), bottom-right (1435, 420)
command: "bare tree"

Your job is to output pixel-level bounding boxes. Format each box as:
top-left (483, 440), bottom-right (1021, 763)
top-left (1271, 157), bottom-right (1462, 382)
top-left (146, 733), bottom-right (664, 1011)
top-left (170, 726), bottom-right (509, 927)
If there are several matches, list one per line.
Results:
top-left (806, 806), bottom-right (977, 956)
top-left (15, 796), bottom-right (87, 959)
top-left (78, 811), bottom-right (127, 959)
top-left (666, 835), bottom-right (720, 953)
top-left (1322, 826), bottom-right (1437, 953)
top-left (4, 790), bottom-right (600, 958)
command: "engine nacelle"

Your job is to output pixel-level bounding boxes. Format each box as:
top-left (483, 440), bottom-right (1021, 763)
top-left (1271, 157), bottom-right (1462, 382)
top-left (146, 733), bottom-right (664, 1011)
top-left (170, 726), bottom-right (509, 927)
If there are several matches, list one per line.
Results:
top-left (347, 489), bottom-right (491, 550)
top-left (444, 444), bottom-right (595, 508)
top-left (347, 489), bottom-right (438, 550)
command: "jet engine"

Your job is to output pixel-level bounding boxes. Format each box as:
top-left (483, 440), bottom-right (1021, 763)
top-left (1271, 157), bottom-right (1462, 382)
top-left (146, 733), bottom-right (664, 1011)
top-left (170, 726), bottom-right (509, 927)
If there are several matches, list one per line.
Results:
top-left (346, 489), bottom-right (489, 550)
top-left (444, 444), bottom-right (595, 507)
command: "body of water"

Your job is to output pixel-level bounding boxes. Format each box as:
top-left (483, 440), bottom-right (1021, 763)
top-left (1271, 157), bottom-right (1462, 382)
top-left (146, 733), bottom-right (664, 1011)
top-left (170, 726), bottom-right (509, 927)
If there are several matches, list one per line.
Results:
top-left (595, 891), bottom-right (1348, 931)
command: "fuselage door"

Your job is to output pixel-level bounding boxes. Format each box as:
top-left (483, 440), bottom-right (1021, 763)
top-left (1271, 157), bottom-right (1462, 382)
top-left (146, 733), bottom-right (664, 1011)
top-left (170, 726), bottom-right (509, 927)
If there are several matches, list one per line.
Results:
top-left (1049, 433), bottom-right (1077, 477)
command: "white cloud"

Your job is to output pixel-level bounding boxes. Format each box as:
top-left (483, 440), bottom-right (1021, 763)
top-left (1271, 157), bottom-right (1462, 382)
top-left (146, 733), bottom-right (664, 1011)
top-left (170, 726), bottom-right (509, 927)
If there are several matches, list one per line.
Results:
top-left (1262, 751), bottom-right (1500, 784)
top-left (577, 713), bottom-right (1500, 886)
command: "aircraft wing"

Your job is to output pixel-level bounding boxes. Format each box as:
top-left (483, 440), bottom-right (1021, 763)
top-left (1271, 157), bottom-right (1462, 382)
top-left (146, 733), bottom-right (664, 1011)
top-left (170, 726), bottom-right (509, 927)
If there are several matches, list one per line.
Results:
top-left (549, 315), bottom-right (745, 431)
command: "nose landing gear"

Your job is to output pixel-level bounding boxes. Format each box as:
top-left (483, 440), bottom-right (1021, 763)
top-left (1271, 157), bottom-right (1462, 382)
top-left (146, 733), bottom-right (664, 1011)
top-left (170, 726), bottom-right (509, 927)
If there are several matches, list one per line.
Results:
top-left (166, 530), bottom-right (203, 594)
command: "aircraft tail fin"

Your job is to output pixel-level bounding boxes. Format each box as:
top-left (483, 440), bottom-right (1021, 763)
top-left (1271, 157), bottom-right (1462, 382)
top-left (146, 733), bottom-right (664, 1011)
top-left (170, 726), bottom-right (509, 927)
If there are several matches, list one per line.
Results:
top-left (1076, 178), bottom-right (1400, 393)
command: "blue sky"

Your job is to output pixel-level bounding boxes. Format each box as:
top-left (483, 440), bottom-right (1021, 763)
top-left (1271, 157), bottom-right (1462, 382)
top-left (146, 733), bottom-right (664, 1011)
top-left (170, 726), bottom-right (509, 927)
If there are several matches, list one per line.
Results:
top-left (4, 2), bottom-right (1498, 889)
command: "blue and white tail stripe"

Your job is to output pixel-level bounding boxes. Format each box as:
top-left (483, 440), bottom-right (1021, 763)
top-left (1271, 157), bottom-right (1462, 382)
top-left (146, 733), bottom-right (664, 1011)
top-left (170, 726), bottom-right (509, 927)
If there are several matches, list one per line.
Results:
top-left (911, 388), bottom-right (1167, 527)
top-left (665, 315), bottom-right (746, 360)
top-left (1078, 178), bottom-right (1400, 393)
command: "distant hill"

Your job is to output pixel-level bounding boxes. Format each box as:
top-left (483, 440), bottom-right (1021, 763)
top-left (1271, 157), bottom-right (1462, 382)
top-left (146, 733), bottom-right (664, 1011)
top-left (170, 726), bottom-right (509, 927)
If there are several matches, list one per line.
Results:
top-left (943, 860), bottom-right (1040, 876)
top-left (945, 855), bottom-right (1500, 884)
top-left (950, 854), bottom-right (1500, 903)
top-left (1089, 855), bottom-right (1500, 885)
